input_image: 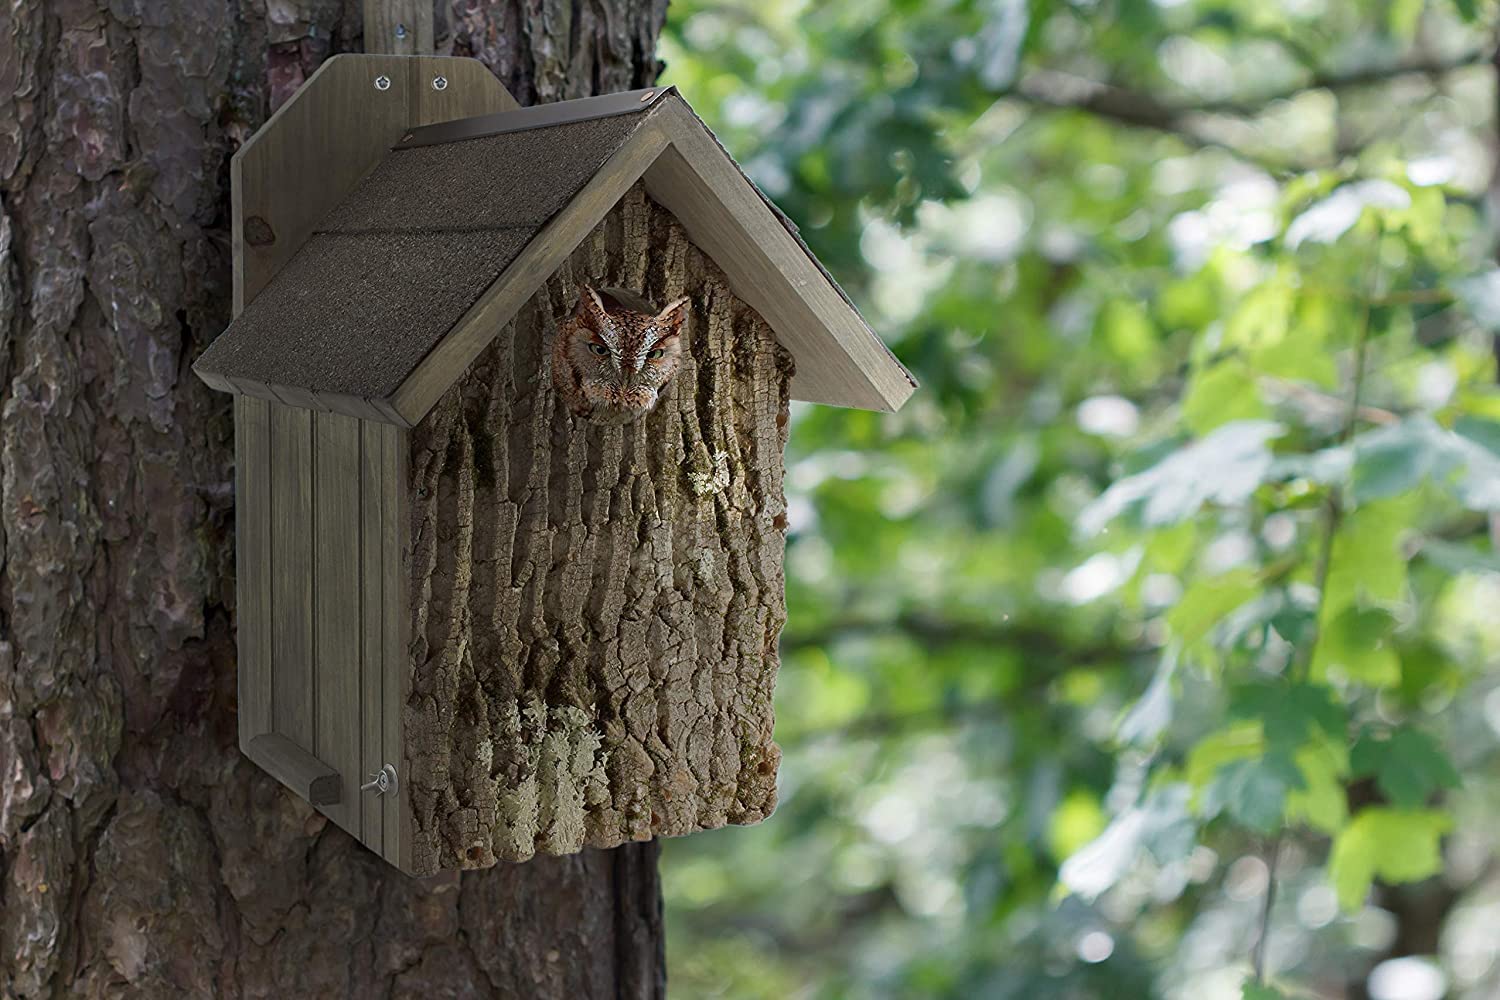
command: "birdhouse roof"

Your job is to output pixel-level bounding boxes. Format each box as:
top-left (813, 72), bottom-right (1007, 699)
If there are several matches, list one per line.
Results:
top-left (193, 87), bottom-right (916, 427)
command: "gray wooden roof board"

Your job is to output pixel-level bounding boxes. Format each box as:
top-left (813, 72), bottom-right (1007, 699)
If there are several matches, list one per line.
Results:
top-left (194, 88), bottom-right (917, 417)
top-left (195, 109), bottom-right (654, 401)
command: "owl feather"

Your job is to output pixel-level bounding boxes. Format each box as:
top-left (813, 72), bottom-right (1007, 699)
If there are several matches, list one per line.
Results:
top-left (554, 284), bottom-right (689, 423)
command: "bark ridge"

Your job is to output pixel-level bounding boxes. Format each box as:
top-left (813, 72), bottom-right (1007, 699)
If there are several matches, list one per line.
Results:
top-left (408, 183), bottom-right (793, 873)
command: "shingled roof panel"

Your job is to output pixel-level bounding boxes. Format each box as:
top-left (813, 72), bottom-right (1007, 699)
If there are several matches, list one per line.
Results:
top-left (196, 108), bottom-right (655, 401)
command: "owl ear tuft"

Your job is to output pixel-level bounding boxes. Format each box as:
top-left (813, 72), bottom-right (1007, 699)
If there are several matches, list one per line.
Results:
top-left (576, 284), bottom-right (609, 331)
top-left (654, 296), bottom-right (691, 337)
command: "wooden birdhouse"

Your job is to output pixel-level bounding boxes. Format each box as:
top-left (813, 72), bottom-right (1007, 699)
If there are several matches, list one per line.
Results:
top-left (194, 54), bottom-right (915, 877)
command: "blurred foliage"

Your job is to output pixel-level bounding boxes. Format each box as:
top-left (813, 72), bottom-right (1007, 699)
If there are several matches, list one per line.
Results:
top-left (658, 1), bottom-right (1500, 997)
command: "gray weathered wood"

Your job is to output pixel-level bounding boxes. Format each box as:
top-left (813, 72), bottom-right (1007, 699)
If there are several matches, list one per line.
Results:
top-left (362, 0), bottom-right (433, 56)
top-left (403, 183), bottom-right (791, 875)
top-left (382, 92), bottom-right (913, 426)
top-left (644, 98), bottom-right (915, 412)
top-left (314, 412), bottom-right (363, 838)
top-left (232, 54), bottom-right (516, 315)
top-left (359, 419), bottom-right (386, 856)
top-left (380, 421), bottom-right (411, 870)
top-left (271, 406), bottom-right (315, 748)
top-left (235, 395), bottom-right (273, 751)
top-left (246, 733), bottom-right (342, 806)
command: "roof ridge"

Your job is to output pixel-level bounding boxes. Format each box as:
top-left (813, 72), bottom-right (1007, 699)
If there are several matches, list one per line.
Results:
top-left (393, 86), bottom-right (676, 151)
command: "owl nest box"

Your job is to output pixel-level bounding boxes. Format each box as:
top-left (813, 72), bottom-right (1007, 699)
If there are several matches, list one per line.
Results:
top-left (193, 55), bottom-right (915, 876)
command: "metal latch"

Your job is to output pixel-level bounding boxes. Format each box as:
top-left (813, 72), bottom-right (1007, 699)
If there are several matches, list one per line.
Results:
top-left (361, 763), bottom-right (398, 796)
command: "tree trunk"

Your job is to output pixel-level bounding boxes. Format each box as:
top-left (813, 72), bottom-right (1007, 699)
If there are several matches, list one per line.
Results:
top-left (0, 2), bottom-right (668, 997)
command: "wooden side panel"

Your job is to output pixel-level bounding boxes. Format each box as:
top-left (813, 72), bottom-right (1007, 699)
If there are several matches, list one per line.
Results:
top-left (314, 412), bottom-right (363, 837)
top-left (381, 423), bottom-right (411, 871)
top-left (233, 54), bottom-right (516, 315)
top-left (271, 406), bottom-right (315, 749)
top-left (359, 419), bottom-right (386, 856)
top-left (235, 396), bottom-right (273, 751)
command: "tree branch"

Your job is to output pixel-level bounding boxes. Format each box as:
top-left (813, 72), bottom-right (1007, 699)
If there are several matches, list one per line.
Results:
top-left (1010, 48), bottom-right (1487, 172)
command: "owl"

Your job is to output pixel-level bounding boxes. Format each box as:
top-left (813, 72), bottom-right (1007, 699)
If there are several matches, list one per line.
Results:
top-left (553, 284), bottom-right (690, 423)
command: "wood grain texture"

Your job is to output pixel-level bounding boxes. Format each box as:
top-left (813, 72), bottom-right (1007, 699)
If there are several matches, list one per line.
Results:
top-left (246, 734), bottom-right (342, 806)
top-left (359, 420), bottom-right (386, 856)
top-left (231, 54), bottom-right (515, 316)
top-left (404, 183), bottom-right (792, 875)
top-left (380, 420), bottom-right (411, 870)
top-left (646, 98), bottom-right (916, 412)
top-left (314, 412), bottom-right (363, 837)
top-left (235, 395), bottom-right (273, 750)
top-left (271, 405), bottom-right (315, 748)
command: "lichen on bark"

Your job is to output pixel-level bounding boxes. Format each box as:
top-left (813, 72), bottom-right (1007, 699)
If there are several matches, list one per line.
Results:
top-left (407, 182), bottom-right (794, 874)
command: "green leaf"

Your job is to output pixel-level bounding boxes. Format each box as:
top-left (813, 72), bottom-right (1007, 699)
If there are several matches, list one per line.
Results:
top-left (1350, 727), bottom-right (1461, 808)
top-left (1167, 569), bottom-right (1261, 646)
top-left (1387, 0), bottom-right (1424, 39)
top-left (1352, 420), bottom-right (1445, 502)
top-left (1416, 537), bottom-right (1500, 575)
top-left (1186, 723), bottom-right (1264, 790)
top-left (1079, 421), bottom-right (1283, 535)
top-left (1329, 808), bottom-right (1452, 911)
top-left (1182, 361), bottom-right (1267, 435)
top-left (1349, 417), bottom-right (1500, 512)
top-left (1118, 652), bottom-right (1176, 746)
top-left (1242, 983), bottom-right (1292, 1000)
top-left (1230, 681), bottom-right (1347, 749)
top-left (1203, 753), bottom-right (1305, 834)
top-left (1311, 606), bottom-right (1400, 687)
top-left (1285, 736), bottom-right (1351, 835)
top-left (1321, 497), bottom-right (1413, 617)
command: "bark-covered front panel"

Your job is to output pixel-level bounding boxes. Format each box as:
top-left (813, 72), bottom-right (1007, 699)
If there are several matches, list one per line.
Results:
top-left (407, 183), bottom-right (794, 873)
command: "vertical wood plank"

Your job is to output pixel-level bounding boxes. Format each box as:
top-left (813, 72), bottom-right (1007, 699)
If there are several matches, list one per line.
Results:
top-left (271, 405), bottom-right (314, 749)
top-left (315, 411), bottom-right (363, 838)
top-left (235, 396), bottom-right (273, 751)
top-left (359, 419), bottom-right (386, 856)
top-left (382, 422), bottom-right (410, 869)
top-left (362, 0), bottom-right (433, 56)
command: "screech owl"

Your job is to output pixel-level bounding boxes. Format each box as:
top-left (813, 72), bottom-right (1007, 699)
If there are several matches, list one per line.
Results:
top-left (553, 284), bottom-right (690, 423)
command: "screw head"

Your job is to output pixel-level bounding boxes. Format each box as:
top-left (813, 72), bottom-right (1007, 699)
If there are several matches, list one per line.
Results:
top-left (395, 22), bottom-right (408, 38)
top-left (374, 74), bottom-right (391, 91)
top-left (432, 75), bottom-right (448, 91)
top-left (640, 90), bottom-right (655, 102)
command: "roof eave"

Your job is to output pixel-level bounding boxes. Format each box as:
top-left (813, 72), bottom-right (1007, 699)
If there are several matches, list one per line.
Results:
top-left (379, 92), bottom-right (915, 425)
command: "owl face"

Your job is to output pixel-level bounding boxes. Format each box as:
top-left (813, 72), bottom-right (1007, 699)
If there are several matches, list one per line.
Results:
top-left (555, 285), bottom-right (689, 422)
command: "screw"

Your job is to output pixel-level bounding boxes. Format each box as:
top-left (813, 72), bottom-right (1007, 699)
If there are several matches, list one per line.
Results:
top-left (395, 22), bottom-right (408, 39)
top-left (374, 74), bottom-right (391, 91)
top-left (640, 90), bottom-right (655, 102)
top-left (361, 764), bottom-right (398, 795)
top-left (432, 75), bottom-right (448, 91)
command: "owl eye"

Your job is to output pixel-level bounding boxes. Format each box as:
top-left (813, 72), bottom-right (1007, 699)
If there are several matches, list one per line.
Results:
top-left (587, 342), bottom-right (610, 357)
top-left (646, 348), bottom-right (666, 360)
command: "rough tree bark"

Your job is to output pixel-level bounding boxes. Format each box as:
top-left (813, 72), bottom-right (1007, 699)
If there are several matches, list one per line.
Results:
top-left (0, 1), bottom-right (669, 997)
top-left (408, 183), bottom-right (792, 874)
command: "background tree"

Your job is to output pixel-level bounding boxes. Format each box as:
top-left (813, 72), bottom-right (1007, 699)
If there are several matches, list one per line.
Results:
top-left (660, 2), bottom-right (1500, 998)
top-left (0, 2), bottom-right (667, 996)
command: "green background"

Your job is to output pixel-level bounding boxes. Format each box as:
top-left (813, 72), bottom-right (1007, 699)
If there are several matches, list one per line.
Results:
top-left (658, 2), bottom-right (1500, 997)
